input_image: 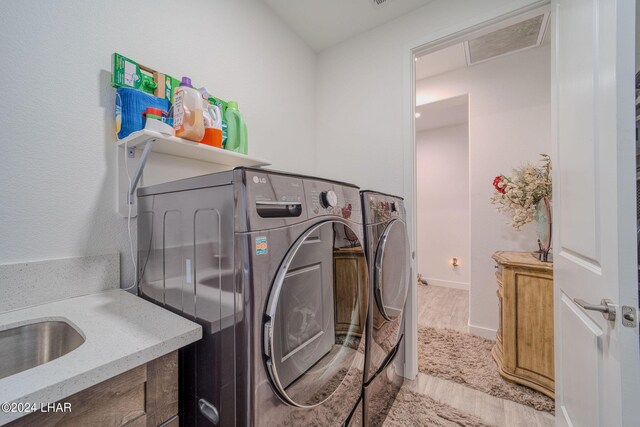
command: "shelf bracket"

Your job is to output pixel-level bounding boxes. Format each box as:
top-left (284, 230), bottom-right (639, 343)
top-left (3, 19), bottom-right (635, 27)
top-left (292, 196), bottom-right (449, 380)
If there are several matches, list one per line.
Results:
top-left (126, 138), bottom-right (156, 205)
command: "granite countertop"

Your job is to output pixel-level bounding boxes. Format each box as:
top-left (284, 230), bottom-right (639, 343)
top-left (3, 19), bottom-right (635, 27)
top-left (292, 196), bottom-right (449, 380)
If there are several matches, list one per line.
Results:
top-left (0, 289), bottom-right (202, 425)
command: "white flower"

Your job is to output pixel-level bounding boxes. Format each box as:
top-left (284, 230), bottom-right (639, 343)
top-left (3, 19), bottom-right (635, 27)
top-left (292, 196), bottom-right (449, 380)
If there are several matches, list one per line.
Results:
top-left (490, 155), bottom-right (552, 230)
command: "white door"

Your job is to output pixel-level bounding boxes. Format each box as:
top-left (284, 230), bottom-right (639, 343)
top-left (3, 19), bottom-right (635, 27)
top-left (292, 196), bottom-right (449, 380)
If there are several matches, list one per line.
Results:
top-left (552, 0), bottom-right (640, 426)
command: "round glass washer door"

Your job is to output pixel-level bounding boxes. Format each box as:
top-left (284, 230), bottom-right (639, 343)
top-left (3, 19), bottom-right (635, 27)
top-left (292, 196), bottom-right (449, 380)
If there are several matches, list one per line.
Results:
top-left (263, 220), bottom-right (368, 408)
top-left (374, 218), bottom-right (410, 322)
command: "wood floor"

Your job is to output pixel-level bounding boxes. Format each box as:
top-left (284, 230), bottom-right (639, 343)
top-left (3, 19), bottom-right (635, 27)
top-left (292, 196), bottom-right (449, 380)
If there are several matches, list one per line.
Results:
top-left (416, 282), bottom-right (470, 333)
top-left (401, 284), bottom-right (555, 427)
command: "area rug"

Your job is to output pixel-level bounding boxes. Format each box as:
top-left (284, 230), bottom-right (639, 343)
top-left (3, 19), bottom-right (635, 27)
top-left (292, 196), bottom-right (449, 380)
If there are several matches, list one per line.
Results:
top-left (418, 327), bottom-right (555, 413)
top-left (383, 387), bottom-right (495, 427)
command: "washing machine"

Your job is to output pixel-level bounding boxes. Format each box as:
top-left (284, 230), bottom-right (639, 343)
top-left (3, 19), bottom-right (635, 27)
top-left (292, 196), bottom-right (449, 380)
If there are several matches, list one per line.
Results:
top-left (137, 168), bottom-right (369, 426)
top-left (360, 191), bottom-right (411, 427)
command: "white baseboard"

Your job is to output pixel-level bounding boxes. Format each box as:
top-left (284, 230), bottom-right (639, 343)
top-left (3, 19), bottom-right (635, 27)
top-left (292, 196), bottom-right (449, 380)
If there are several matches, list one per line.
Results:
top-left (422, 277), bottom-right (469, 290)
top-left (468, 323), bottom-right (497, 340)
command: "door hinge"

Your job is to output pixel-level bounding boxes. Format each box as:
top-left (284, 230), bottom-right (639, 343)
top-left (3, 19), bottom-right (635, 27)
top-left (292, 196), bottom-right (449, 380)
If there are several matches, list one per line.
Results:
top-left (621, 306), bottom-right (637, 328)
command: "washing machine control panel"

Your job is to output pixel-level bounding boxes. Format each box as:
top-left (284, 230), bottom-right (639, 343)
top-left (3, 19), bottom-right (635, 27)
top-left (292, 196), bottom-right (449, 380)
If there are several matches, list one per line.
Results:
top-left (319, 190), bottom-right (338, 208)
top-left (241, 170), bottom-right (363, 231)
top-left (305, 180), bottom-right (360, 221)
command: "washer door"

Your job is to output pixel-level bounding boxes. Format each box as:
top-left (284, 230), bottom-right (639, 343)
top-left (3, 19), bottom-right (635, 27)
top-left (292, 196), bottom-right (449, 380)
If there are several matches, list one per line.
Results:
top-left (263, 221), bottom-right (368, 408)
top-left (374, 219), bottom-right (410, 324)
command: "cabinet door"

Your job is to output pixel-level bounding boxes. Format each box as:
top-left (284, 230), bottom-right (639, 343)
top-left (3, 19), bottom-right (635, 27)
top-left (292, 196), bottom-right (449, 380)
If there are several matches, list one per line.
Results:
top-left (6, 352), bottom-right (178, 427)
top-left (513, 271), bottom-right (554, 385)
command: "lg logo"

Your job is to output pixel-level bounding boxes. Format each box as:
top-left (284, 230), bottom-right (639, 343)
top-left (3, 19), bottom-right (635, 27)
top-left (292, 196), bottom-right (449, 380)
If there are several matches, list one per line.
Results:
top-left (252, 176), bottom-right (267, 184)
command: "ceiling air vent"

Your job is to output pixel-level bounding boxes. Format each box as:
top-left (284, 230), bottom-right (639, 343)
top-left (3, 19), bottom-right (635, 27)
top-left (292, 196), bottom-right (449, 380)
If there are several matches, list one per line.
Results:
top-left (464, 12), bottom-right (549, 65)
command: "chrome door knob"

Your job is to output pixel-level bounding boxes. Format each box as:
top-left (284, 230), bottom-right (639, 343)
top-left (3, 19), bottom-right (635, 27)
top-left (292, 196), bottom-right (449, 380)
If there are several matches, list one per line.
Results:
top-left (320, 190), bottom-right (338, 208)
top-left (574, 298), bottom-right (616, 321)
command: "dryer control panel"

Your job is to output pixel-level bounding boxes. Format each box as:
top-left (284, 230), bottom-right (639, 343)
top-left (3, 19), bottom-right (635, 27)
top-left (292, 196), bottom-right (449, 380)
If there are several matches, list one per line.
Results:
top-left (361, 191), bottom-right (406, 225)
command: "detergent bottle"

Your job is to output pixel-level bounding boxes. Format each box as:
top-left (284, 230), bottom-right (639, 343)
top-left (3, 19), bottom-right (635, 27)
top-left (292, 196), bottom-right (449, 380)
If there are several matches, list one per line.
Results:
top-left (200, 99), bottom-right (223, 148)
top-left (224, 101), bottom-right (247, 154)
top-left (198, 88), bottom-right (224, 148)
top-left (173, 77), bottom-right (204, 141)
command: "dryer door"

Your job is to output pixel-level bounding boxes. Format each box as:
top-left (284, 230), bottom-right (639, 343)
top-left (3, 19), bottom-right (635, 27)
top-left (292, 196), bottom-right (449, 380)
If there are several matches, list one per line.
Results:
top-left (373, 218), bottom-right (410, 332)
top-left (264, 220), bottom-right (368, 408)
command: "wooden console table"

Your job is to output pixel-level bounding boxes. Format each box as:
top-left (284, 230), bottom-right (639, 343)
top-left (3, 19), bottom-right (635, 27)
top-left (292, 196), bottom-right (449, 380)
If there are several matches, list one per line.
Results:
top-left (491, 251), bottom-right (555, 398)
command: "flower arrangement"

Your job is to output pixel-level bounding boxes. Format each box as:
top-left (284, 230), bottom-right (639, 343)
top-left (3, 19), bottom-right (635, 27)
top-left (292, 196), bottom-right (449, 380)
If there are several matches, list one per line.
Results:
top-left (490, 154), bottom-right (552, 230)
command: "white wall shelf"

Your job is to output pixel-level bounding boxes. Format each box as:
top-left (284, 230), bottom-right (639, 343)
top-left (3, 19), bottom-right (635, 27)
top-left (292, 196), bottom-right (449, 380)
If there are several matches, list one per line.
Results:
top-left (117, 129), bottom-right (271, 217)
top-left (117, 129), bottom-right (271, 167)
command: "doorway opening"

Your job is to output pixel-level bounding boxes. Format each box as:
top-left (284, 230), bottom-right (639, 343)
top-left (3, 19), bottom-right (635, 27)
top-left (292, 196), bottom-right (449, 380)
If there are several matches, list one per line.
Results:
top-left (407, 6), bottom-right (555, 426)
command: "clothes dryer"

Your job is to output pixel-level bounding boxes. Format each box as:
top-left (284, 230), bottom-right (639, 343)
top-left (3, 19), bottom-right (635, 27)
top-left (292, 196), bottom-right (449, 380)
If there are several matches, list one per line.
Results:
top-left (360, 191), bottom-right (411, 426)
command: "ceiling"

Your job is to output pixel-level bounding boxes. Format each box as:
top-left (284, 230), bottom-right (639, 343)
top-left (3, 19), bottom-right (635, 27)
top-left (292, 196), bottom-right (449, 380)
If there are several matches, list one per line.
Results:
top-left (262, 0), bottom-right (435, 51)
top-left (415, 43), bottom-right (467, 81)
top-left (415, 11), bottom-right (549, 81)
top-left (415, 95), bottom-right (468, 132)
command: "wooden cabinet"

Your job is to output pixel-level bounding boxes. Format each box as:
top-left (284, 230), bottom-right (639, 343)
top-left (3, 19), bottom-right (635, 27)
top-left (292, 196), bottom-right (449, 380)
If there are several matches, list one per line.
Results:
top-left (333, 248), bottom-right (368, 337)
top-left (492, 251), bottom-right (555, 399)
top-left (8, 351), bottom-right (179, 427)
